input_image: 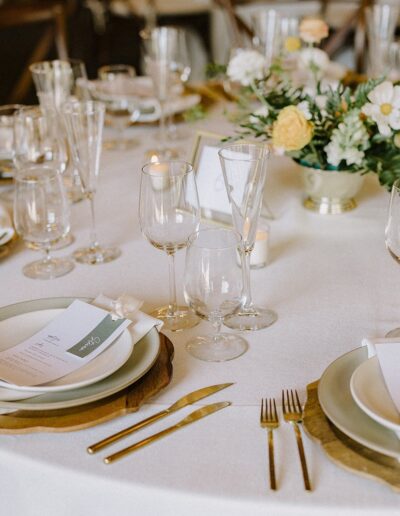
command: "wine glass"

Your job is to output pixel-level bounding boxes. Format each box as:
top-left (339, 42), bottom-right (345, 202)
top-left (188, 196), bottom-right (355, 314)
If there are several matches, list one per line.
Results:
top-left (62, 100), bottom-right (121, 265)
top-left (218, 143), bottom-right (277, 331)
top-left (97, 64), bottom-right (140, 150)
top-left (13, 165), bottom-right (74, 279)
top-left (184, 227), bottom-right (248, 361)
top-left (139, 160), bottom-right (200, 331)
top-left (385, 178), bottom-right (400, 336)
top-left (141, 26), bottom-right (181, 160)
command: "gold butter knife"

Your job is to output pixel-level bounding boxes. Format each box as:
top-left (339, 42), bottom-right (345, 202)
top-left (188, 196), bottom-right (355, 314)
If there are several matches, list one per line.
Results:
top-left (87, 382), bottom-right (233, 454)
top-left (104, 401), bottom-right (231, 464)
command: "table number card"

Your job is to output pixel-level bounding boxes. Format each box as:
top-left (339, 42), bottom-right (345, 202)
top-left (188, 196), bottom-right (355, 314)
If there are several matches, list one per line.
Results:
top-left (0, 300), bottom-right (131, 387)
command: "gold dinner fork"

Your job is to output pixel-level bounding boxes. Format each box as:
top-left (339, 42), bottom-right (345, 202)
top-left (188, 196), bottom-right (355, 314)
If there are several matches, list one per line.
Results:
top-left (282, 389), bottom-right (311, 491)
top-left (260, 398), bottom-right (279, 490)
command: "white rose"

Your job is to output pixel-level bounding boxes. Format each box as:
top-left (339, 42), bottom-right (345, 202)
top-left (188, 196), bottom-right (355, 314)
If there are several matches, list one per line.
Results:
top-left (227, 49), bottom-right (266, 86)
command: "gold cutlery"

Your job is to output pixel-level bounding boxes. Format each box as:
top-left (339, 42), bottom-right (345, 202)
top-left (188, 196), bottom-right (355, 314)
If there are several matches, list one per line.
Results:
top-left (260, 398), bottom-right (279, 490)
top-left (104, 401), bottom-right (231, 464)
top-left (87, 382), bottom-right (233, 454)
top-left (282, 389), bottom-right (311, 491)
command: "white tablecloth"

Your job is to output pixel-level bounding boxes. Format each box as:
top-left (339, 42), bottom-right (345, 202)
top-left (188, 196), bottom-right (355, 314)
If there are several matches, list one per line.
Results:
top-left (0, 107), bottom-right (399, 515)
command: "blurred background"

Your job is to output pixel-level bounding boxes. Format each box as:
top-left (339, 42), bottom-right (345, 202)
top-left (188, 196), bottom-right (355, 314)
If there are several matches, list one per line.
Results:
top-left (0, 0), bottom-right (398, 105)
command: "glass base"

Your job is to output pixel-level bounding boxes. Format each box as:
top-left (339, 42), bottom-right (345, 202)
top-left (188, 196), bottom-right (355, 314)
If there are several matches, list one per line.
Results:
top-left (186, 332), bottom-right (248, 362)
top-left (223, 306), bottom-right (278, 331)
top-left (303, 195), bottom-right (357, 214)
top-left (104, 138), bottom-right (138, 151)
top-left (23, 257), bottom-right (74, 280)
top-left (151, 305), bottom-right (200, 332)
top-left (145, 147), bottom-right (180, 161)
top-left (73, 245), bottom-right (121, 265)
top-left (385, 327), bottom-right (400, 338)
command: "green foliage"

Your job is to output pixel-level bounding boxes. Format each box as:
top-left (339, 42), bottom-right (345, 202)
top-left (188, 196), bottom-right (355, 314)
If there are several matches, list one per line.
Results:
top-left (205, 62), bottom-right (227, 79)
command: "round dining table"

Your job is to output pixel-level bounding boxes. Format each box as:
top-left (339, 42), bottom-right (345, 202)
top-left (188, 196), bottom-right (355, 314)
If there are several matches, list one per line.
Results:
top-left (0, 104), bottom-right (399, 516)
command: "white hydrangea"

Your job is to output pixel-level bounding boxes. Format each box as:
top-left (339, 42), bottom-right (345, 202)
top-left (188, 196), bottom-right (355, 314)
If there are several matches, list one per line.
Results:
top-left (227, 49), bottom-right (266, 86)
top-left (324, 110), bottom-right (369, 167)
top-left (249, 105), bottom-right (269, 124)
top-left (297, 100), bottom-right (312, 120)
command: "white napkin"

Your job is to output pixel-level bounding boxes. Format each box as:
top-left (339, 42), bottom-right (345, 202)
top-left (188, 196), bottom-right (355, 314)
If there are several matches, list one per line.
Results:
top-left (362, 337), bottom-right (400, 414)
top-left (0, 204), bottom-right (14, 246)
top-left (0, 294), bottom-right (163, 413)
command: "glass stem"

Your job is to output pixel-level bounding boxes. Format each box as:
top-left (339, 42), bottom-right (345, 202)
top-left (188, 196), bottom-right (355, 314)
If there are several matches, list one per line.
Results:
top-left (241, 248), bottom-right (254, 311)
top-left (159, 99), bottom-right (167, 150)
top-left (167, 251), bottom-right (177, 317)
top-left (87, 192), bottom-right (99, 250)
top-left (212, 317), bottom-right (222, 341)
top-left (43, 246), bottom-right (52, 264)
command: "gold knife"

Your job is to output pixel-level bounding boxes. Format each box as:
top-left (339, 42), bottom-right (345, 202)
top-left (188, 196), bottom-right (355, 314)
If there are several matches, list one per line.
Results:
top-left (104, 401), bottom-right (231, 464)
top-left (87, 382), bottom-right (233, 454)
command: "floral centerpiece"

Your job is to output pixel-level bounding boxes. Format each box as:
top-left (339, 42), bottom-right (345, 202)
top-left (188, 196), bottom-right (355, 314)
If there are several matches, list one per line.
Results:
top-left (220, 16), bottom-right (400, 211)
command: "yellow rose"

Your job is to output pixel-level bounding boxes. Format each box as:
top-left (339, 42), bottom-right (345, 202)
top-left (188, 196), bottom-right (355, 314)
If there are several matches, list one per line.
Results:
top-left (299, 17), bottom-right (329, 44)
top-left (284, 36), bottom-right (301, 53)
top-left (272, 106), bottom-right (313, 151)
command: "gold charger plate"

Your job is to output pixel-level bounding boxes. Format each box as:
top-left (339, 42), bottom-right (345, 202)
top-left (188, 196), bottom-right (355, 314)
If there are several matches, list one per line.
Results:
top-left (0, 232), bottom-right (18, 260)
top-left (303, 380), bottom-right (400, 493)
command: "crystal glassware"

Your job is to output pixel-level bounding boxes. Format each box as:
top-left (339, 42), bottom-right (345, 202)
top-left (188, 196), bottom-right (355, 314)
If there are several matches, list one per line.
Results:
top-left (97, 64), bottom-right (139, 150)
top-left (385, 178), bottom-right (400, 337)
top-left (252, 9), bottom-right (281, 68)
top-left (141, 26), bottom-right (181, 160)
top-left (62, 100), bottom-right (121, 265)
top-left (366, 3), bottom-right (399, 78)
top-left (0, 104), bottom-right (24, 181)
top-left (139, 160), bottom-right (200, 331)
top-left (13, 165), bottom-right (74, 279)
top-left (218, 143), bottom-right (277, 331)
top-left (184, 227), bottom-right (248, 361)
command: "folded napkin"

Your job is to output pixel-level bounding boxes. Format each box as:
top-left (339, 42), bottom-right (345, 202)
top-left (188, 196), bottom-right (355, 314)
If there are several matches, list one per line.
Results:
top-left (0, 204), bottom-right (14, 246)
top-left (362, 337), bottom-right (400, 414)
top-left (0, 294), bottom-right (163, 413)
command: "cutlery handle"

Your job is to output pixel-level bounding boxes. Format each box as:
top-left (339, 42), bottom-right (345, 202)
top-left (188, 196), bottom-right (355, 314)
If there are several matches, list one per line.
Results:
top-left (87, 409), bottom-right (169, 454)
top-left (267, 429), bottom-right (277, 490)
top-left (293, 422), bottom-right (311, 491)
top-left (104, 424), bottom-right (180, 464)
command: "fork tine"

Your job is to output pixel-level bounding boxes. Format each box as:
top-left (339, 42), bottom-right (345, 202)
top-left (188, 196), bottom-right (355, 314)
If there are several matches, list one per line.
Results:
top-left (260, 398), bottom-right (264, 422)
top-left (295, 390), bottom-right (302, 413)
top-left (286, 389), bottom-right (292, 412)
top-left (281, 390), bottom-right (286, 414)
top-left (268, 398), bottom-right (272, 420)
top-left (290, 389), bottom-right (296, 411)
top-left (273, 398), bottom-right (278, 421)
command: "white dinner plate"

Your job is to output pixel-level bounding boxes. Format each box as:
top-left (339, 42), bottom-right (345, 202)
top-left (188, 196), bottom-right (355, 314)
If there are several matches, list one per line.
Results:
top-left (0, 298), bottom-right (160, 410)
top-left (0, 307), bottom-right (133, 394)
top-left (350, 356), bottom-right (400, 437)
top-left (318, 347), bottom-right (400, 459)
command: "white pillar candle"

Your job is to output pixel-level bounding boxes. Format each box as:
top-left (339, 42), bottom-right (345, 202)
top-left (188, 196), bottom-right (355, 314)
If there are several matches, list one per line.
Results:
top-left (250, 227), bottom-right (269, 268)
top-left (149, 162), bottom-right (170, 191)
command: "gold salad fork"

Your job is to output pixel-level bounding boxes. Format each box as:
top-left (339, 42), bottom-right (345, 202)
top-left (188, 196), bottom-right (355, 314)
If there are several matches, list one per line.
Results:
top-left (282, 389), bottom-right (311, 491)
top-left (260, 398), bottom-right (279, 490)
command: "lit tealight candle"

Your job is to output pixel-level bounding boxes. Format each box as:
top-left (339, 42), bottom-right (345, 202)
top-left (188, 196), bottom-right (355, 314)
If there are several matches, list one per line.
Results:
top-left (149, 161), bottom-right (170, 191)
top-left (250, 227), bottom-right (269, 268)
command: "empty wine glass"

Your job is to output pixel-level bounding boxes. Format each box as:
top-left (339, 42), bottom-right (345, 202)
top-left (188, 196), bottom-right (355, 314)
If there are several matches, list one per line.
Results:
top-left (139, 160), bottom-right (200, 331)
top-left (366, 3), bottom-right (399, 77)
top-left (13, 165), bottom-right (74, 279)
top-left (184, 228), bottom-right (248, 361)
top-left (0, 104), bottom-right (24, 180)
top-left (97, 64), bottom-right (139, 150)
top-left (141, 26), bottom-right (181, 159)
top-left (252, 9), bottom-right (281, 68)
top-left (219, 142), bottom-right (277, 331)
top-left (62, 100), bottom-right (121, 265)
top-left (385, 179), bottom-right (400, 336)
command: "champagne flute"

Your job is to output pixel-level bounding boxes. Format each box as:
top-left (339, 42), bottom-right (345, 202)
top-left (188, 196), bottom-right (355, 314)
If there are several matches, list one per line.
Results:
top-left (97, 64), bottom-right (139, 150)
top-left (219, 143), bottom-right (277, 331)
top-left (13, 165), bottom-right (74, 279)
top-left (62, 100), bottom-right (121, 265)
top-left (184, 228), bottom-right (248, 361)
top-left (141, 26), bottom-right (180, 160)
top-left (385, 178), bottom-right (400, 337)
top-left (139, 160), bottom-right (200, 331)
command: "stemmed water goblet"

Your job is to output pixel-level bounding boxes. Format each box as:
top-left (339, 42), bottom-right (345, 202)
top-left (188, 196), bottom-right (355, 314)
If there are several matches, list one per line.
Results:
top-left (97, 64), bottom-right (140, 150)
top-left (13, 164), bottom-right (74, 279)
top-left (62, 100), bottom-right (121, 265)
top-left (385, 178), bottom-right (400, 337)
top-left (139, 160), bottom-right (200, 331)
top-left (184, 227), bottom-right (248, 361)
top-left (218, 142), bottom-right (277, 331)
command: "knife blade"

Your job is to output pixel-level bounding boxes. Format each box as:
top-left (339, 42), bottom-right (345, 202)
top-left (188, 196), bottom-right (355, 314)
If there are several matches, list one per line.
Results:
top-left (104, 401), bottom-right (231, 464)
top-left (87, 382), bottom-right (234, 454)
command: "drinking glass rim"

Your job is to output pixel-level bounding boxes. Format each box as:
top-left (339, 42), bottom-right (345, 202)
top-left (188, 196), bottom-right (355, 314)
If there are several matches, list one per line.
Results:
top-left (218, 143), bottom-right (269, 162)
top-left (188, 227), bottom-right (242, 250)
top-left (15, 165), bottom-right (60, 184)
top-left (141, 160), bottom-right (193, 176)
top-left (62, 100), bottom-right (105, 116)
top-left (29, 60), bottom-right (72, 73)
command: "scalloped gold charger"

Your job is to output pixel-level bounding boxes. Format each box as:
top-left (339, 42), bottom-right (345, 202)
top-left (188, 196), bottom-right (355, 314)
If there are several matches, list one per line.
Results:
top-left (303, 381), bottom-right (400, 493)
